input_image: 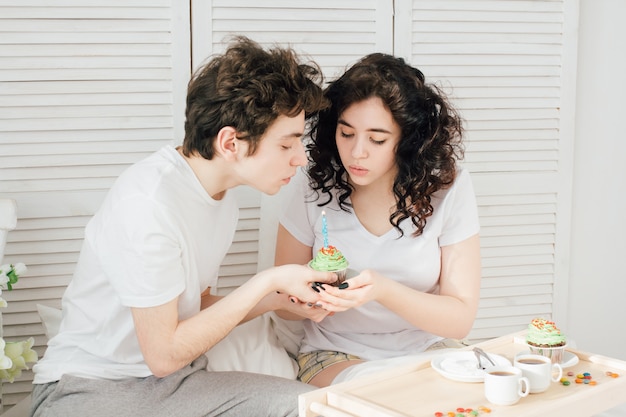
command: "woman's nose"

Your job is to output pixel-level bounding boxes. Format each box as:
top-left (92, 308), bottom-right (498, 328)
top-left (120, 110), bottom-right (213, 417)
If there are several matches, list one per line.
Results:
top-left (351, 137), bottom-right (367, 159)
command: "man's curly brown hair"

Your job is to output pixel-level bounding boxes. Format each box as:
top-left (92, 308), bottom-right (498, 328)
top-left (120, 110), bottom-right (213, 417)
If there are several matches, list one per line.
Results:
top-left (182, 36), bottom-right (328, 159)
top-left (308, 53), bottom-right (464, 237)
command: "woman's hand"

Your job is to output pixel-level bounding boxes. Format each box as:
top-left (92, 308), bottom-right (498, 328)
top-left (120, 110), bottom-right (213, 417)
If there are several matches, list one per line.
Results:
top-left (313, 269), bottom-right (380, 312)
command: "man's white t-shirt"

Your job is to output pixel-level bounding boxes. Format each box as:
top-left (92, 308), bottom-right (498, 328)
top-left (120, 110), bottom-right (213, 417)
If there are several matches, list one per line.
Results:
top-left (279, 168), bottom-right (480, 361)
top-left (33, 145), bottom-right (238, 383)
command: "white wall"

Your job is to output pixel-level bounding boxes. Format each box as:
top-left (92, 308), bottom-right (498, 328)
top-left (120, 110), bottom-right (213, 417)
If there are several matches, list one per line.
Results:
top-left (568, 0), bottom-right (626, 360)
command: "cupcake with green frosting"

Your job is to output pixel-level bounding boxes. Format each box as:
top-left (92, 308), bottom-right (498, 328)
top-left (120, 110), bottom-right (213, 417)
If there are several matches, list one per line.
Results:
top-left (526, 318), bottom-right (567, 363)
top-left (308, 245), bottom-right (349, 286)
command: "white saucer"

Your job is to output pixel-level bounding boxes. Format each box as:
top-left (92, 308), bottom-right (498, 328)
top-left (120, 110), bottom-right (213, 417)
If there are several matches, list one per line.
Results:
top-left (515, 350), bottom-right (579, 368)
top-left (431, 351), bottom-right (512, 383)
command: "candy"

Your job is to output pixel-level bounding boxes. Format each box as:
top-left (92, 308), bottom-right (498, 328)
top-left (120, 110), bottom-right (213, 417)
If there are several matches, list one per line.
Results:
top-left (562, 380), bottom-right (571, 385)
top-left (435, 406), bottom-right (490, 416)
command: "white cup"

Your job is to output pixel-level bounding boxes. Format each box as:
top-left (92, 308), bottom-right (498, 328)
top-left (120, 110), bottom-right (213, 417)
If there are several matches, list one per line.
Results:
top-left (514, 353), bottom-right (563, 393)
top-left (484, 366), bottom-right (530, 406)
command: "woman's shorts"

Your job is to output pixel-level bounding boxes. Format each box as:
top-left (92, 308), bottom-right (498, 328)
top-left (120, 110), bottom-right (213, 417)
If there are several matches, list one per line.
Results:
top-left (296, 339), bottom-right (467, 383)
top-left (297, 350), bottom-right (362, 383)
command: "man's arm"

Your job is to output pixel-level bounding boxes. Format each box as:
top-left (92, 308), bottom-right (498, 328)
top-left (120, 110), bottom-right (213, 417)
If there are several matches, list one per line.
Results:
top-left (132, 264), bottom-right (335, 377)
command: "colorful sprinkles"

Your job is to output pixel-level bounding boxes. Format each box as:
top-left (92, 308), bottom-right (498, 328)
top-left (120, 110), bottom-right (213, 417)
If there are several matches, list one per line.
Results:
top-left (434, 406), bottom-right (491, 416)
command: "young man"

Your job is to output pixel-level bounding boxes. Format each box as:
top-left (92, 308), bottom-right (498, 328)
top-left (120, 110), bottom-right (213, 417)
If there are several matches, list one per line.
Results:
top-left (31, 37), bottom-right (335, 417)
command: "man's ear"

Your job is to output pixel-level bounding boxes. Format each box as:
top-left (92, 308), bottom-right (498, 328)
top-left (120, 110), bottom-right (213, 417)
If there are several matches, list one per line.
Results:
top-left (214, 126), bottom-right (240, 160)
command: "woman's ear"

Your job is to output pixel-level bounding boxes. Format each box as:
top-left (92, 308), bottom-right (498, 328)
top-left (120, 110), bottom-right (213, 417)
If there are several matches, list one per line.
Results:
top-left (214, 126), bottom-right (239, 160)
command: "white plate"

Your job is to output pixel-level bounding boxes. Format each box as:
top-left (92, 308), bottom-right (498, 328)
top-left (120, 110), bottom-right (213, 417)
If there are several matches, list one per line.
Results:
top-left (515, 350), bottom-right (579, 368)
top-left (431, 351), bottom-right (512, 383)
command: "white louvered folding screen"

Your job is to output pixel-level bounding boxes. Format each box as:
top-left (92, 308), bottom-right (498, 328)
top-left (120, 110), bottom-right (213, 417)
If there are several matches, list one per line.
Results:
top-left (191, 0), bottom-right (394, 294)
top-left (394, 0), bottom-right (578, 341)
top-left (0, 0), bottom-right (190, 409)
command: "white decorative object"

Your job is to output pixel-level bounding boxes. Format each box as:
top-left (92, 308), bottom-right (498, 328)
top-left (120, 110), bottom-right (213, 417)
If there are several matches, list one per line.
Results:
top-left (0, 199), bottom-right (38, 414)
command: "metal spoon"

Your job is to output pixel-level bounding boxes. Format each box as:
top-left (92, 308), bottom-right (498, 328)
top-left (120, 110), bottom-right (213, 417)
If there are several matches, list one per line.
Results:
top-left (473, 347), bottom-right (496, 369)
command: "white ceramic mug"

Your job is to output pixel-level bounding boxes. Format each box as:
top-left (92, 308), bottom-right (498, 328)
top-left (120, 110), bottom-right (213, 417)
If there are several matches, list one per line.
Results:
top-left (514, 353), bottom-right (563, 393)
top-left (484, 366), bottom-right (530, 405)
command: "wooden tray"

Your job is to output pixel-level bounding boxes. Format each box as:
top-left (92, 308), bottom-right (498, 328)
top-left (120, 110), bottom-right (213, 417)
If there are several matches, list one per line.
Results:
top-left (299, 332), bottom-right (626, 417)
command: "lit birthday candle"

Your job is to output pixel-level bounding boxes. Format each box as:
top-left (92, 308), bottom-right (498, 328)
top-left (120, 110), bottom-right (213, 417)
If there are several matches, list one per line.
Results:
top-left (321, 210), bottom-right (328, 248)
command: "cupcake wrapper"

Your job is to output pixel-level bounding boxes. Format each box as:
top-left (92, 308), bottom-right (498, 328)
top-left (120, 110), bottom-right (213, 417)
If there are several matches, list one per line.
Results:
top-left (527, 344), bottom-right (566, 364)
top-left (308, 261), bottom-right (348, 286)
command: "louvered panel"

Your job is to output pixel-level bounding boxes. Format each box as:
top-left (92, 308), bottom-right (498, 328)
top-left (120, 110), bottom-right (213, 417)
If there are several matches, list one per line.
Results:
top-left (5, 104), bottom-right (172, 120)
top-left (2, 379), bottom-right (35, 409)
top-left (464, 166), bottom-right (562, 340)
top-left (482, 243), bottom-right (554, 258)
top-left (0, 129), bottom-right (176, 144)
top-left (3, 116), bottom-right (173, 132)
top-left (195, 0), bottom-right (392, 79)
top-left (406, 1), bottom-right (566, 205)
top-left (1, 80), bottom-right (172, 95)
top-left (463, 107), bottom-right (559, 119)
top-left (482, 274), bottom-right (554, 288)
top-left (470, 313), bottom-right (547, 342)
top-left (2, 140), bottom-right (172, 157)
top-left (209, 188), bottom-right (263, 293)
top-left (0, 1), bottom-right (188, 409)
top-left (481, 235), bottom-right (555, 249)
top-left (2, 92), bottom-right (172, 108)
top-left (220, 252), bottom-right (260, 267)
top-left (477, 303), bottom-right (553, 323)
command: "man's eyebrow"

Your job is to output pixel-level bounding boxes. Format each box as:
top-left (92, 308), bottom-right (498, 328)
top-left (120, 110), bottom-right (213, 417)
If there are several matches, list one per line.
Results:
top-left (279, 132), bottom-right (304, 139)
top-left (337, 118), bottom-right (392, 134)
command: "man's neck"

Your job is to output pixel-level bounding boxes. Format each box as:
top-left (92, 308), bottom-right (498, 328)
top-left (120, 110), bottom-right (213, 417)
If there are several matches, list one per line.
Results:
top-left (176, 147), bottom-right (234, 200)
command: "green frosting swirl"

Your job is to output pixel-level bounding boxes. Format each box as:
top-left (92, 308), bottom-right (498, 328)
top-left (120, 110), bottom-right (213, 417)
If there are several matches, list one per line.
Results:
top-left (526, 318), bottom-right (566, 346)
top-left (309, 245), bottom-right (348, 271)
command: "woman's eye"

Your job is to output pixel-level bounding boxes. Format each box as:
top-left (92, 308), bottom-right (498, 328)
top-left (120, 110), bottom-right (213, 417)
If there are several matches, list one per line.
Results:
top-left (281, 145), bottom-right (292, 150)
top-left (339, 131), bottom-right (354, 138)
top-left (371, 138), bottom-right (386, 145)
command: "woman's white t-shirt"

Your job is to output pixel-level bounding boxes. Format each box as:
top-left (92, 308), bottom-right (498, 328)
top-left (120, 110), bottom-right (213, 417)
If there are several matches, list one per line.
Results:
top-left (33, 145), bottom-right (238, 383)
top-left (279, 168), bottom-right (480, 361)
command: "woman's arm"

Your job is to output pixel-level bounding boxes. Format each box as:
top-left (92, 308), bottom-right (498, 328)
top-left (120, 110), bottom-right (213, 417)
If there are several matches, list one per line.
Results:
top-left (316, 233), bottom-right (481, 339)
top-left (275, 223), bottom-right (313, 266)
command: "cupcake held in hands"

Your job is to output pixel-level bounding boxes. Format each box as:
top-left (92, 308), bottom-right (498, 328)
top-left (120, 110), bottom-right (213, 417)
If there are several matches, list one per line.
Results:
top-left (308, 245), bottom-right (349, 285)
top-left (308, 211), bottom-right (349, 286)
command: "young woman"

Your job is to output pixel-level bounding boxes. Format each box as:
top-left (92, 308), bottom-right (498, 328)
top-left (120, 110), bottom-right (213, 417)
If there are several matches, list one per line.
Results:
top-left (275, 53), bottom-right (482, 387)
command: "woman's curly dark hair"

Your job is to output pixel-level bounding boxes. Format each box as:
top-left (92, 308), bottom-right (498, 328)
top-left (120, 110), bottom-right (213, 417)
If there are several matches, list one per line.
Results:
top-left (182, 36), bottom-right (328, 159)
top-left (308, 53), bottom-right (464, 237)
